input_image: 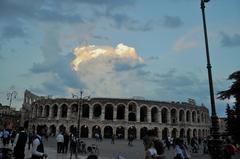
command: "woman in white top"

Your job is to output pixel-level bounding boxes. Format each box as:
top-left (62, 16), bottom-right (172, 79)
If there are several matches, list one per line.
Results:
top-left (145, 142), bottom-right (158, 159)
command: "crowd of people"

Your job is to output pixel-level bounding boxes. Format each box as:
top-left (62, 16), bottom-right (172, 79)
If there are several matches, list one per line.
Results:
top-left (1, 127), bottom-right (239, 159)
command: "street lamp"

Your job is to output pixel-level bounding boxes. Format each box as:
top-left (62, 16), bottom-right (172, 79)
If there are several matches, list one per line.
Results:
top-left (200, 0), bottom-right (223, 158)
top-left (72, 90), bottom-right (90, 138)
top-left (7, 90), bottom-right (17, 107)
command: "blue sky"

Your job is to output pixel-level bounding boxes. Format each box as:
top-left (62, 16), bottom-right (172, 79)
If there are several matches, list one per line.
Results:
top-left (0, 0), bottom-right (239, 117)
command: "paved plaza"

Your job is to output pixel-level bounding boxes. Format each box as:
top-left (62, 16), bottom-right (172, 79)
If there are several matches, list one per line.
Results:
top-left (1, 137), bottom-right (240, 159)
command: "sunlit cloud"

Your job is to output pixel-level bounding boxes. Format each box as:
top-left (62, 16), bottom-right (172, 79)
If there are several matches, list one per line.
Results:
top-left (71, 43), bottom-right (144, 71)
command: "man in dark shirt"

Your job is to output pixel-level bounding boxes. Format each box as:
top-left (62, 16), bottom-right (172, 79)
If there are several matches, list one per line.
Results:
top-left (31, 126), bottom-right (47, 159)
top-left (13, 127), bottom-right (28, 159)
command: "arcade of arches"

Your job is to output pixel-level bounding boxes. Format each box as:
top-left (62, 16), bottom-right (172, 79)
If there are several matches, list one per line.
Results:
top-left (25, 97), bottom-right (211, 140)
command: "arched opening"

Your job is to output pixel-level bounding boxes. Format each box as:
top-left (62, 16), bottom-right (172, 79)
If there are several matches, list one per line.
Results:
top-left (93, 104), bottom-right (102, 118)
top-left (140, 127), bottom-right (148, 139)
top-left (140, 106), bottom-right (148, 122)
top-left (52, 104), bottom-right (58, 118)
top-left (92, 125), bottom-right (101, 138)
top-left (180, 128), bottom-right (185, 138)
top-left (151, 107), bottom-right (158, 123)
top-left (32, 125), bottom-right (36, 134)
top-left (179, 110), bottom-right (184, 122)
top-left (202, 129), bottom-right (205, 138)
top-left (128, 126), bottom-right (136, 139)
top-left (82, 104), bottom-right (89, 118)
top-left (186, 110), bottom-right (190, 122)
top-left (44, 105), bottom-right (50, 118)
top-left (128, 113), bottom-right (136, 121)
top-left (61, 104), bottom-right (68, 118)
top-left (128, 102), bottom-right (137, 122)
top-left (161, 108), bottom-right (168, 124)
top-left (171, 128), bottom-right (178, 138)
top-left (193, 129), bottom-right (197, 137)
top-left (162, 128), bottom-right (168, 140)
top-left (171, 108), bottom-right (177, 124)
top-left (117, 104), bottom-right (125, 120)
top-left (81, 125), bottom-right (89, 138)
top-left (38, 106), bottom-right (43, 117)
top-left (104, 126), bottom-right (113, 138)
top-left (50, 125), bottom-right (56, 136)
top-left (116, 126), bottom-right (125, 139)
top-left (192, 111), bottom-right (196, 123)
top-left (71, 104), bottom-right (78, 119)
top-left (198, 129), bottom-right (202, 138)
top-left (201, 113), bottom-right (204, 123)
top-left (187, 129), bottom-right (192, 144)
top-left (105, 104), bottom-right (113, 120)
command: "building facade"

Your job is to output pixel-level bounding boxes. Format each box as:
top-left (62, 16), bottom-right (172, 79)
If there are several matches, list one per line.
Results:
top-left (21, 90), bottom-right (211, 140)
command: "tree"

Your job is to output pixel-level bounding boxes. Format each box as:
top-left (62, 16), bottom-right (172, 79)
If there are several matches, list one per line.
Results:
top-left (218, 70), bottom-right (240, 143)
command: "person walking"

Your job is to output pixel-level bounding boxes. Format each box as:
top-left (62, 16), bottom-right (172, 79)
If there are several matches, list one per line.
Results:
top-left (63, 132), bottom-right (70, 153)
top-left (56, 132), bottom-right (64, 153)
top-left (31, 126), bottom-right (47, 159)
top-left (13, 127), bottom-right (28, 159)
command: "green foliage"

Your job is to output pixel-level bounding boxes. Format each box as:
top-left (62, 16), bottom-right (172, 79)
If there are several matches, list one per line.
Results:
top-left (218, 70), bottom-right (240, 144)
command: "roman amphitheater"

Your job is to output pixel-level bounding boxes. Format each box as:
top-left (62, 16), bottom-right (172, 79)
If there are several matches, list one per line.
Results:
top-left (21, 90), bottom-right (211, 140)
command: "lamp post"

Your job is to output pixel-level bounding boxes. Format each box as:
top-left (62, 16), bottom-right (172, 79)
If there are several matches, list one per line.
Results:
top-left (72, 90), bottom-right (90, 138)
top-left (200, 0), bottom-right (223, 158)
top-left (7, 90), bottom-right (17, 107)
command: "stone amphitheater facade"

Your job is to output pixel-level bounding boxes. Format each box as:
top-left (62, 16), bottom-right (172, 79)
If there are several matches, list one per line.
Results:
top-left (21, 90), bottom-right (211, 140)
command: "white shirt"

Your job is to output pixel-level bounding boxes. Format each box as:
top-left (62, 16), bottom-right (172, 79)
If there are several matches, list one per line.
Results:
top-left (175, 145), bottom-right (184, 159)
top-left (56, 133), bottom-right (64, 143)
top-left (32, 135), bottom-right (44, 157)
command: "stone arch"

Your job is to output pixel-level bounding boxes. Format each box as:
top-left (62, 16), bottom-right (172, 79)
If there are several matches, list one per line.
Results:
top-left (69, 125), bottom-right (76, 134)
top-left (92, 125), bottom-right (101, 138)
top-left (44, 105), bottom-right (50, 118)
top-left (128, 126), bottom-right (136, 139)
top-left (180, 128), bottom-right (185, 138)
top-left (202, 129), bottom-right (205, 138)
top-left (71, 103), bottom-right (78, 119)
top-left (186, 110), bottom-right (190, 122)
top-left (82, 103), bottom-right (89, 118)
top-left (192, 111), bottom-right (197, 123)
top-left (151, 107), bottom-right (158, 123)
top-left (128, 102), bottom-right (137, 122)
top-left (116, 126), bottom-right (125, 139)
top-left (161, 107), bottom-right (168, 124)
top-left (37, 105), bottom-right (43, 117)
top-left (171, 128), bottom-right (178, 138)
top-left (52, 104), bottom-right (58, 118)
top-left (198, 129), bottom-right (202, 138)
top-left (153, 127), bottom-right (159, 137)
top-left (179, 109), bottom-right (185, 122)
top-left (61, 104), bottom-right (68, 118)
top-left (162, 127), bottom-right (169, 140)
top-left (140, 106), bottom-right (148, 122)
top-left (81, 125), bottom-right (89, 138)
top-left (171, 108), bottom-right (177, 124)
top-left (193, 129), bottom-right (197, 137)
top-left (105, 104), bottom-right (113, 120)
top-left (201, 112), bottom-right (204, 123)
top-left (116, 104), bottom-right (125, 120)
top-left (187, 129), bottom-right (192, 144)
top-left (140, 127), bottom-right (148, 139)
top-left (104, 126), bottom-right (113, 138)
top-left (93, 103), bottom-right (102, 118)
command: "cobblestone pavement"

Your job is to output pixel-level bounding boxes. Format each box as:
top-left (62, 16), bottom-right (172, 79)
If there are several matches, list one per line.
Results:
top-left (1, 137), bottom-right (240, 159)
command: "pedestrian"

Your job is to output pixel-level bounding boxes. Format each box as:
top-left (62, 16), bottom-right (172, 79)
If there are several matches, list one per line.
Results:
top-left (70, 132), bottom-right (78, 159)
top-left (64, 132), bottom-right (70, 153)
top-left (224, 138), bottom-right (237, 159)
top-left (56, 132), bottom-right (64, 153)
top-left (31, 126), bottom-right (48, 159)
top-left (13, 127), bottom-right (28, 159)
top-left (28, 132), bottom-right (33, 150)
top-left (3, 129), bottom-right (10, 146)
top-left (111, 134), bottom-right (115, 144)
top-left (174, 138), bottom-right (190, 159)
top-left (145, 141), bottom-right (158, 159)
